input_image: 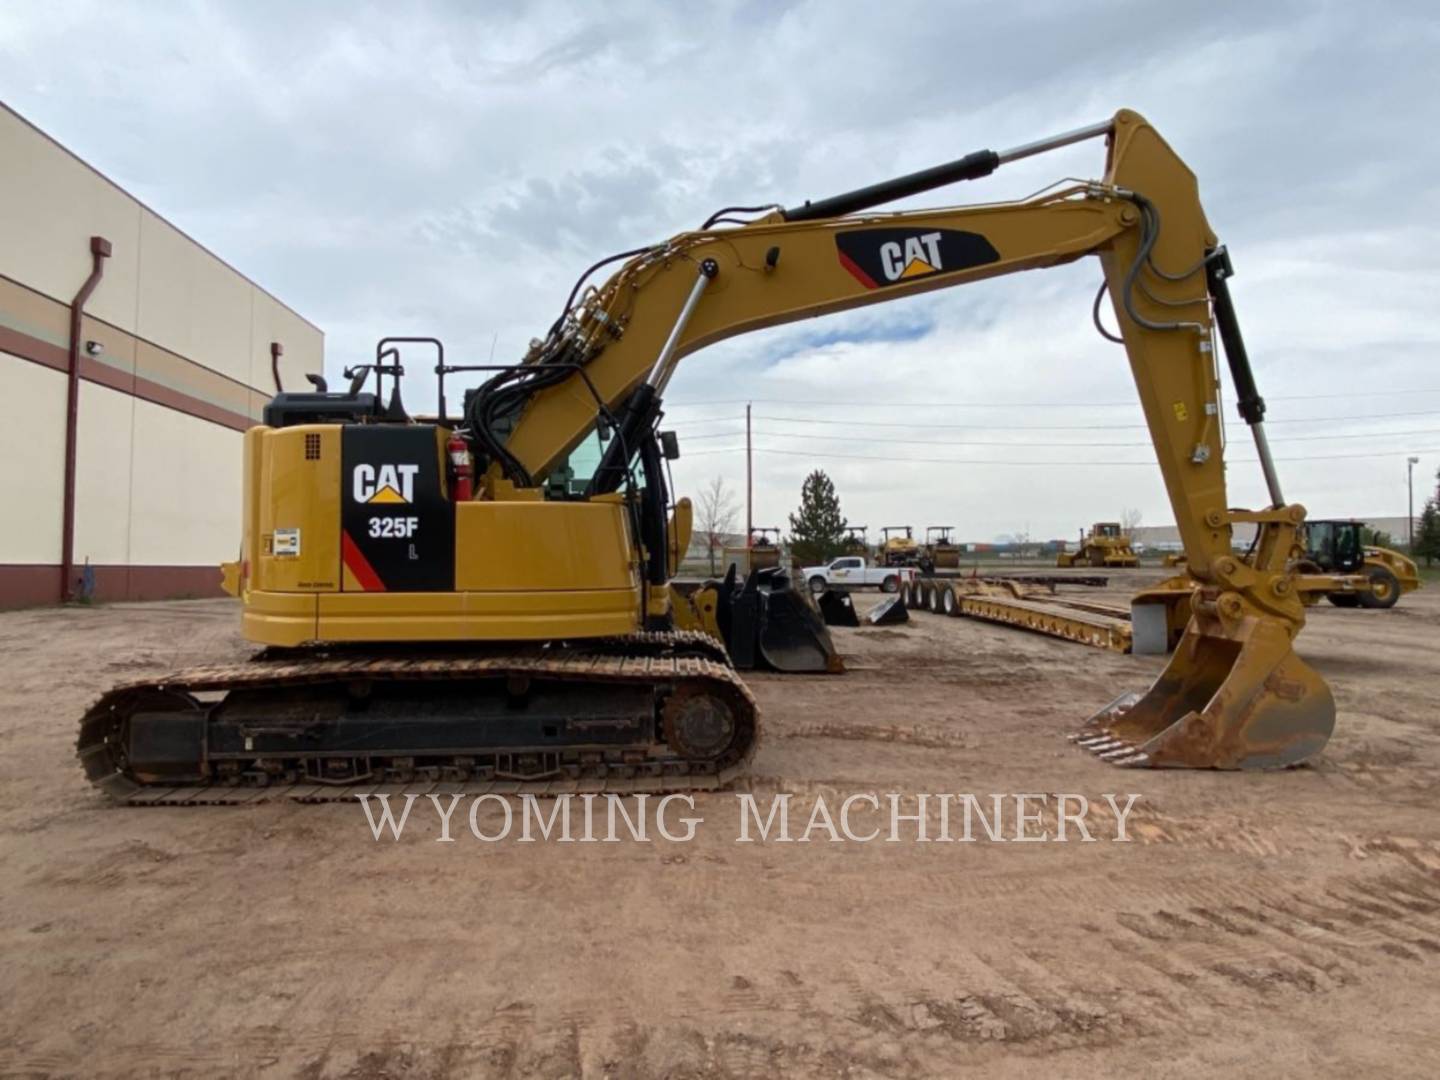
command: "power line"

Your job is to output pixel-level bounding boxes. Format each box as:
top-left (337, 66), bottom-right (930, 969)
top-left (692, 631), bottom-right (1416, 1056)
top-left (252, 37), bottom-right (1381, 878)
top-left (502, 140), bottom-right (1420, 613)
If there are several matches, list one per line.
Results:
top-left (666, 387), bottom-right (1440, 409)
top-left (679, 427), bottom-right (1440, 449)
top-left (717, 409), bottom-right (1440, 431)
top-left (683, 446), bottom-right (1440, 466)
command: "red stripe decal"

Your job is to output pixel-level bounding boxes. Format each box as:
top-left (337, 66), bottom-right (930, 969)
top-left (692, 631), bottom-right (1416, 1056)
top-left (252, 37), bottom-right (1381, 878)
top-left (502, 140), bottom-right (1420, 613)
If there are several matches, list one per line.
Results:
top-left (341, 531), bottom-right (386, 591)
top-left (837, 249), bottom-right (878, 289)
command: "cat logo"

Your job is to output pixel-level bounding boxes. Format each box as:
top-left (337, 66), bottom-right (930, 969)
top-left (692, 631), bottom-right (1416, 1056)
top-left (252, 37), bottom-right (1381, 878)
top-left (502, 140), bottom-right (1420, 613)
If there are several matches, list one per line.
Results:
top-left (835, 227), bottom-right (1000, 290)
top-left (880, 232), bottom-right (943, 281)
top-left (352, 463), bottom-right (419, 504)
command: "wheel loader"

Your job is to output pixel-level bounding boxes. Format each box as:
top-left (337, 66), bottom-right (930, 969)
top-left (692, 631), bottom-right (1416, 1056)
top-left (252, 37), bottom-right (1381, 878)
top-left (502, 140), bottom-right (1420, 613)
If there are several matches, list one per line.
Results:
top-left (80, 108), bottom-right (1344, 805)
top-left (1057, 522), bottom-right (1139, 568)
top-left (1132, 517), bottom-right (1423, 653)
top-left (1300, 519), bottom-right (1419, 609)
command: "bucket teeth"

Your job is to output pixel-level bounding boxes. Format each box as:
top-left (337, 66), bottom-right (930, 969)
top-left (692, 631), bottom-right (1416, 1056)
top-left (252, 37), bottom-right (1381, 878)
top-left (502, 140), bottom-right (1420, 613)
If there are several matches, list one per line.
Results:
top-left (1070, 732), bottom-right (1153, 768)
top-left (1099, 744), bottom-right (1140, 760)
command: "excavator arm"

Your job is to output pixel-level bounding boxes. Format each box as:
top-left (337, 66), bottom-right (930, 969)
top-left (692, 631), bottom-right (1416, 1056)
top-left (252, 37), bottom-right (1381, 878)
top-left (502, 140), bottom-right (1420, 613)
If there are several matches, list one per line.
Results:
top-left (476, 109), bottom-right (1333, 769)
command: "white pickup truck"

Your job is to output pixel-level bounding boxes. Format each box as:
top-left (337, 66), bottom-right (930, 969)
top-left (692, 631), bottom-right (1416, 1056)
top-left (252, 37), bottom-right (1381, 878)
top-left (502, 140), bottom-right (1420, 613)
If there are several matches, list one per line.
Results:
top-left (802, 556), bottom-right (916, 594)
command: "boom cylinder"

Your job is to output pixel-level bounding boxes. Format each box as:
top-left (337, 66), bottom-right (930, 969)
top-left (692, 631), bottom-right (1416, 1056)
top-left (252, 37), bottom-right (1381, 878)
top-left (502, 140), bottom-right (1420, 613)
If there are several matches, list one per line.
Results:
top-left (780, 117), bottom-right (1113, 222)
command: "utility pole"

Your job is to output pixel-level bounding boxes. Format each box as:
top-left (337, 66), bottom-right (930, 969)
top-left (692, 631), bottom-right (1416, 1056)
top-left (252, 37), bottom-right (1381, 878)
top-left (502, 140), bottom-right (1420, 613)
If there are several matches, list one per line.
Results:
top-left (746, 403), bottom-right (753, 546)
top-left (1408, 456), bottom-right (1420, 550)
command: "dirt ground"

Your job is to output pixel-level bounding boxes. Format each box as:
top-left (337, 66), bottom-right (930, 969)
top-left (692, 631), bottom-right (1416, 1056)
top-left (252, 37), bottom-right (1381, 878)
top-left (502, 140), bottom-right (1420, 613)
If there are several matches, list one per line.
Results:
top-left (3, 572), bottom-right (1439, 1078)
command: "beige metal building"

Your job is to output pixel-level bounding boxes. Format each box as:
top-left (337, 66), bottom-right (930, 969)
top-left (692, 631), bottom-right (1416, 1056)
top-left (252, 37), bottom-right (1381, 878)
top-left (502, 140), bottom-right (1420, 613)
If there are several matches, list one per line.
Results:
top-left (0, 103), bottom-right (324, 608)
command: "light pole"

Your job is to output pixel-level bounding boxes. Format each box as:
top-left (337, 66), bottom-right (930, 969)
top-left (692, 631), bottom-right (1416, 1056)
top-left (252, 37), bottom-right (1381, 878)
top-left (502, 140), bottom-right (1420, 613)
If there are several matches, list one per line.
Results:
top-left (1408, 456), bottom-right (1420, 550)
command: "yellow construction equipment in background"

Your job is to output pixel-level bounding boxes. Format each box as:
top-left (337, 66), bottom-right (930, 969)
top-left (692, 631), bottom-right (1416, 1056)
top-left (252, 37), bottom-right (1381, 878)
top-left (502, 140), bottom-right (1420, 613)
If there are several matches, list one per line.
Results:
top-left (1301, 519), bottom-right (1420, 609)
top-left (877, 526), bottom-right (921, 567)
top-left (919, 526), bottom-right (961, 574)
top-left (841, 526), bottom-right (869, 556)
top-left (80, 108), bottom-right (1346, 803)
top-left (723, 528), bottom-right (784, 575)
top-left (1058, 522), bottom-right (1139, 568)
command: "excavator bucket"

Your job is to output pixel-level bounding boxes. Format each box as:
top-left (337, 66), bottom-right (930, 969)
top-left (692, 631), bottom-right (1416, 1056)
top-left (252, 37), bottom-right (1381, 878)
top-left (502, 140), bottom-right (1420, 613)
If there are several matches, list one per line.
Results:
top-left (817, 589), bottom-right (861, 627)
top-left (867, 592), bottom-right (909, 626)
top-left (1073, 615), bottom-right (1334, 769)
top-left (713, 566), bottom-right (844, 673)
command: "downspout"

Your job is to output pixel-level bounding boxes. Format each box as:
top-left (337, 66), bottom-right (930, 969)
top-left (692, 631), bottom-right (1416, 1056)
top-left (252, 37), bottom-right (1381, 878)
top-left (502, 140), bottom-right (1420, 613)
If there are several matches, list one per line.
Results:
top-left (270, 341), bottom-right (284, 391)
top-left (61, 236), bottom-right (112, 602)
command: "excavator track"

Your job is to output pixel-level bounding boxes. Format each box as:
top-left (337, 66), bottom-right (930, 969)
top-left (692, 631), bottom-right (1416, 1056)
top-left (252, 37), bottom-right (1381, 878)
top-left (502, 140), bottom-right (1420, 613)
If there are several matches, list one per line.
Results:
top-left (77, 631), bottom-right (758, 805)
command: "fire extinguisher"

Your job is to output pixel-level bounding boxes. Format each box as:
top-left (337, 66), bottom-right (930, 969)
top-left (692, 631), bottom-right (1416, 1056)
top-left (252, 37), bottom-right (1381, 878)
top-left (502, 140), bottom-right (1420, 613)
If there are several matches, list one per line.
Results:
top-left (447, 433), bottom-right (473, 501)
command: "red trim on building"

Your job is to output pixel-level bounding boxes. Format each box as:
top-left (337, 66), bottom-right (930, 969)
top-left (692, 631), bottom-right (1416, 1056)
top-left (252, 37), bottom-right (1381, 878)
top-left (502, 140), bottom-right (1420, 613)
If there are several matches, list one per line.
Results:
top-left (0, 564), bottom-right (226, 609)
top-left (0, 322), bottom-right (253, 432)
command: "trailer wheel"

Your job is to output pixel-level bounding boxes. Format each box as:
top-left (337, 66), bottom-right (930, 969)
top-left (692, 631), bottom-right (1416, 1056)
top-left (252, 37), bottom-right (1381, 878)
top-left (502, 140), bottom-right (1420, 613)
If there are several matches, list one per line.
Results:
top-left (1358, 565), bottom-right (1401, 609)
top-left (942, 587), bottom-right (958, 616)
top-left (881, 575), bottom-right (900, 594)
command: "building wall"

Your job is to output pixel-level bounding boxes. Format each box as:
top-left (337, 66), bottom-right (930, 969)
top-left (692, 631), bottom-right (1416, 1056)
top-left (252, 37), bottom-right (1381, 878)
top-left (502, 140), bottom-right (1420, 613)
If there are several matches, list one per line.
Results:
top-left (1132, 517), bottom-right (1414, 551)
top-left (0, 103), bottom-right (324, 607)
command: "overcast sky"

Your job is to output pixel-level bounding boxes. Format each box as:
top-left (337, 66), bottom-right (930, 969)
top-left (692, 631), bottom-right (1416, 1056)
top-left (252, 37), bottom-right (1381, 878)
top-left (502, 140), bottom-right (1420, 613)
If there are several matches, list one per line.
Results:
top-left (5, 0), bottom-right (1438, 541)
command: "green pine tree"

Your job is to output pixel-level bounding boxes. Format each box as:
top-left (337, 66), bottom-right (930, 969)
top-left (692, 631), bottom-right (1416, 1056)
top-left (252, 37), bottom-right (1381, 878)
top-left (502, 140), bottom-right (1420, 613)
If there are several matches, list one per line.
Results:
top-left (787, 470), bottom-right (848, 566)
top-left (1416, 496), bottom-right (1440, 567)
top-left (1361, 525), bottom-right (1394, 549)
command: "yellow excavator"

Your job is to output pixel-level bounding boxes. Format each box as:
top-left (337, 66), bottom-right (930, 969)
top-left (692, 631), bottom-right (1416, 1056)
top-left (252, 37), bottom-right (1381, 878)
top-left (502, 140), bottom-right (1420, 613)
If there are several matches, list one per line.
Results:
top-left (79, 108), bottom-right (1338, 803)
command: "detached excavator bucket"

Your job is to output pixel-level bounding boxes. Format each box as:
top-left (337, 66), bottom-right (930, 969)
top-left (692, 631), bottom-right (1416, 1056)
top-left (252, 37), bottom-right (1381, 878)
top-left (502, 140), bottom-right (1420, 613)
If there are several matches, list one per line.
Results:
top-left (817, 589), bottom-right (861, 627)
top-left (867, 592), bottom-right (909, 625)
top-left (713, 567), bottom-right (844, 673)
top-left (1073, 614), bottom-right (1334, 769)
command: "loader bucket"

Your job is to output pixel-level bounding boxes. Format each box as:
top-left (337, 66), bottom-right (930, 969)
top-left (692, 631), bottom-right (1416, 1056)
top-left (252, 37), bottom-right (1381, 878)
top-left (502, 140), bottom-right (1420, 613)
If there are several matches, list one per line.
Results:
top-left (1073, 615), bottom-right (1334, 769)
top-left (867, 592), bottom-right (909, 625)
top-left (818, 589), bottom-right (861, 627)
top-left (713, 567), bottom-right (844, 673)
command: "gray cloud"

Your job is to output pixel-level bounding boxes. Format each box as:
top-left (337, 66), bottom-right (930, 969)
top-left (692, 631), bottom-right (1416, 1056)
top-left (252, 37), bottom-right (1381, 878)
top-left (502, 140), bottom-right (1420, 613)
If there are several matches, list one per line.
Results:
top-left (2, 0), bottom-right (1436, 538)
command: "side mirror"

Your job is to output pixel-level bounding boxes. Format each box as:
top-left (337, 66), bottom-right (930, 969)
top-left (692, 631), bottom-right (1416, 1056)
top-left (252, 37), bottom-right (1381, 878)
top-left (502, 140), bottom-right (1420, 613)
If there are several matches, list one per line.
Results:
top-left (659, 430), bottom-right (680, 460)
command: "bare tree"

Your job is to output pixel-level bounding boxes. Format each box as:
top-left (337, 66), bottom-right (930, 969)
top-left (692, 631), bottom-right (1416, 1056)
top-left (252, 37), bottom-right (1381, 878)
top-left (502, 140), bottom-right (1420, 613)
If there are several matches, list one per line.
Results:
top-left (696, 475), bottom-right (739, 574)
top-left (1121, 507), bottom-right (1144, 535)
